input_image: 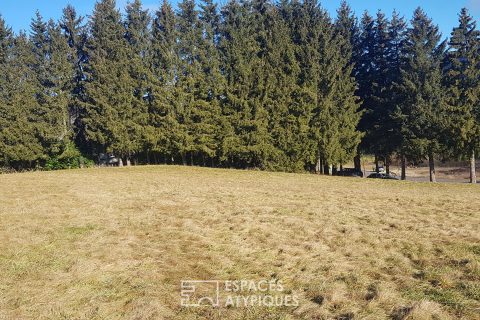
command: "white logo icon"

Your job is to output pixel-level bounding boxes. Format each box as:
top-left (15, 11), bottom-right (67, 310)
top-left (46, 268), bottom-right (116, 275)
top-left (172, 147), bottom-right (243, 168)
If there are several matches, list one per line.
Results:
top-left (180, 280), bottom-right (220, 307)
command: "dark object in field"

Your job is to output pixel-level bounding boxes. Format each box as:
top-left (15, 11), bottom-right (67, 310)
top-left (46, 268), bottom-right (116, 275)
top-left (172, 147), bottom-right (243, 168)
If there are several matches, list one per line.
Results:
top-left (334, 168), bottom-right (363, 178)
top-left (98, 153), bottom-right (121, 166)
top-left (367, 172), bottom-right (399, 180)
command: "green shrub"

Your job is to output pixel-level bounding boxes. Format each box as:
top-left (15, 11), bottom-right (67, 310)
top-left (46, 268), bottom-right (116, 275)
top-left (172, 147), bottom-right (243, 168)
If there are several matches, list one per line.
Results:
top-left (45, 142), bottom-right (94, 171)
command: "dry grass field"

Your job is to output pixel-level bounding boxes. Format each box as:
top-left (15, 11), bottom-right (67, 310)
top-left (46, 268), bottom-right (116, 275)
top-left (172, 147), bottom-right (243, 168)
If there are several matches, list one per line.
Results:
top-left (0, 166), bottom-right (479, 319)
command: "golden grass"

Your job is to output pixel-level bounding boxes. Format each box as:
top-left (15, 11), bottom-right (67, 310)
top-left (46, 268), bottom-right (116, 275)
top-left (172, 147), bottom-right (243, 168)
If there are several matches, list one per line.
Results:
top-left (0, 166), bottom-right (479, 319)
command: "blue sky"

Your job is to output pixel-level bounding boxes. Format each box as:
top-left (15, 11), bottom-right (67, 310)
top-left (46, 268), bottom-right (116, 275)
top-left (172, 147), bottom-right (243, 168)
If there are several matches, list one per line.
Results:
top-left (1, 0), bottom-right (479, 38)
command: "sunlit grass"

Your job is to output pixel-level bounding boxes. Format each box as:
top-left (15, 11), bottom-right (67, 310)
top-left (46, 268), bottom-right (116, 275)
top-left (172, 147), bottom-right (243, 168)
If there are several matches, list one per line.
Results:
top-left (0, 166), bottom-right (479, 319)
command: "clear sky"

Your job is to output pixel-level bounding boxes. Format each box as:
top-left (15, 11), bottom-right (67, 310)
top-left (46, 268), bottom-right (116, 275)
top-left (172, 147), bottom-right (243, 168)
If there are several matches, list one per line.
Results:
top-left (0, 0), bottom-right (479, 39)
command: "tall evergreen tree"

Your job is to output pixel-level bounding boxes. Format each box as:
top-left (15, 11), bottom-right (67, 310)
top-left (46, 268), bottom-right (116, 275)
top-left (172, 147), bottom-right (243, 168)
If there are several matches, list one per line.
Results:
top-left (354, 11), bottom-right (377, 169)
top-left (59, 5), bottom-right (88, 151)
top-left (386, 11), bottom-right (408, 179)
top-left (0, 32), bottom-right (46, 169)
top-left (149, 0), bottom-right (179, 163)
top-left (280, 0), bottom-right (322, 172)
top-left (83, 0), bottom-right (145, 165)
top-left (29, 13), bottom-right (71, 161)
top-left (176, 0), bottom-right (223, 165)
top-left (394, 8), bottom-right (447, 182)
top-left (445, 8), bottom-right (480, 183)
top-left (219, 0), bottom-right (276, 169)
top-left (125, 0), bottom-right (151, 164)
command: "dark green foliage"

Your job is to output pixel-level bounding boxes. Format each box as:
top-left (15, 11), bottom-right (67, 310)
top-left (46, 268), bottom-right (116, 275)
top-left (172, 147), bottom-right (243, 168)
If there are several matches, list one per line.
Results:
top-left (2, 1), bottom-right (471, 175)
top-left (393, 8), bottom-right (447, 181)
top-left (83, 0), bottom-right (147, 165)
top-left (0, 31), bottom-right (46, 169)
top-left (444, 8), bottom-right (480, 182)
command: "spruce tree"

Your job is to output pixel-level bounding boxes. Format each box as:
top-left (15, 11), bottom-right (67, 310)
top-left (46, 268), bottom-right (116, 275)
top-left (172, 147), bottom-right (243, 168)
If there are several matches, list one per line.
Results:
top-left (196, 0), bottom-right (225, 166)
top-left (219, 0), bottom-right (276, 169)
top-left (394, 8), bottom-right (447, 182)
top-left (370, 11), bottom-right (396, 173)
top-left (59, 5), bottom-right (88, 151)
top-left (354, 11), bottom-right (377, 169)
top-left (386, 11), bottom-right (408, 179)
top-left (334, 1), bottom-right (362, 171)
top-left (279, 0), bottom-right (322, 172)
top-left (125, 0), bottom-right (151, 164)
top-left (445, 8), bottom-right (480, 183)
top-left (29, 13), bottom-right (71, 162)
top-left (0, 32), bottom-right (45, 169)
top-left (149, 0), bottom-right (179, 163)
top-left (83, 0), bottom-right (145, 165)
top-left (45, 19), bottom-right (75, 156)
top-left (176, 0), bottom-right (223, 166)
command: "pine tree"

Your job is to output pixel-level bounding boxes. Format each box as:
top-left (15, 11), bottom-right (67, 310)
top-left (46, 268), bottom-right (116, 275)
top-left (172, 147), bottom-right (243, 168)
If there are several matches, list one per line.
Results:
top-left (445, 8), bottom-right (480, 183)
top-left (394, 8), bottom-right (447, 182)
top-left (83, 0), bottom-right (145, 165)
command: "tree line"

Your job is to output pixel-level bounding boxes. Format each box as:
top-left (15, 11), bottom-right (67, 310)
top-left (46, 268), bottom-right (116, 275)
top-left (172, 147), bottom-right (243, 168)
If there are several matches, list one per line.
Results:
top-left (0, 0), bottom-right (478, 183)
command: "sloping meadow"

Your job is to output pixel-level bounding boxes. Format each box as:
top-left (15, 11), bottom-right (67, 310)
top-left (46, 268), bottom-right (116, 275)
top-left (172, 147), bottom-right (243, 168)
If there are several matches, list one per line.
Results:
top-left (0, 166), bottom-right (479, 319)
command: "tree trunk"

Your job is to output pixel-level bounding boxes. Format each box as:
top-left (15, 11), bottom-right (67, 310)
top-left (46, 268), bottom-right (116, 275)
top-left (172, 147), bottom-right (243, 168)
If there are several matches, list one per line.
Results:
top-left (190, 152), bottom-right (194, 166)
top-left (126, 158), bottom-right (131, 166)
top-left (375, 155), bottom-right (379, 173)
top-left (401, 154), bottom-right (406, 180)
top-left (316, 151), bottom-right (321, 174)
top-left (181, 153), bottom-right (187, 166)
top-left (354, 153), bottom-right (361, 171)
top-left (470, 149), bottom-right (477, 184)
top-left (118, 158), bottom-right (124, 167)
top-left (385, 156), bottom-right (390, 175)
top-left (428, 152), bottom-right (436, 183)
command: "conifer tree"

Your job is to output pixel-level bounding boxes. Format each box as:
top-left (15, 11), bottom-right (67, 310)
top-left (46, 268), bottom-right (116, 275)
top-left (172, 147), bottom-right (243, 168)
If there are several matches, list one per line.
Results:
top-left (0, 32), bottom-right (45, 169)
top-left (189, 0), bottom-right (225, 166)
top-left (279, 0), bottom-right (321, 171)
top-left (219, 0), bottom-right (276, 169)
top-left (445, 8), bottom-right (480, 184)
top-left (369, 11), bottom-right (397, 173)
top-left (83, 0), bottom-right (145, 165)
top-left (149, 0), bottom-right (179, 163)
top-left (176, 0), bottom-right (222, 165)
top-left (125, 0), bottom-right (151, 164)
top-left (354, 12), bottom-right (377, 169)
top-left (334, 1), bottom-right (362, 171)
top-left (45, 19), bottom-right (75, 154)
top-left (29, 13), bottom-right (71, 161)
top-left (386, 11), bottom-right (408, 179)
top-left (394, 8), bottom-right (447, 182)
top-left (59, 5), bottom-right (88, 150)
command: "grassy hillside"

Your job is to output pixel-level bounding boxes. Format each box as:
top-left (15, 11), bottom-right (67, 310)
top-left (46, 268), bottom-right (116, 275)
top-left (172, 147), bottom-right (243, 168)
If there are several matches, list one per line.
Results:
top-left (0, 166), bottom-right (479, 319)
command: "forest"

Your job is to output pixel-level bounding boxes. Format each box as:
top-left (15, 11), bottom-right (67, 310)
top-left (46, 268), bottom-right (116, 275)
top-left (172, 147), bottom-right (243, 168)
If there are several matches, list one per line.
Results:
top-left (0, 0), bottom-right (478, 183)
